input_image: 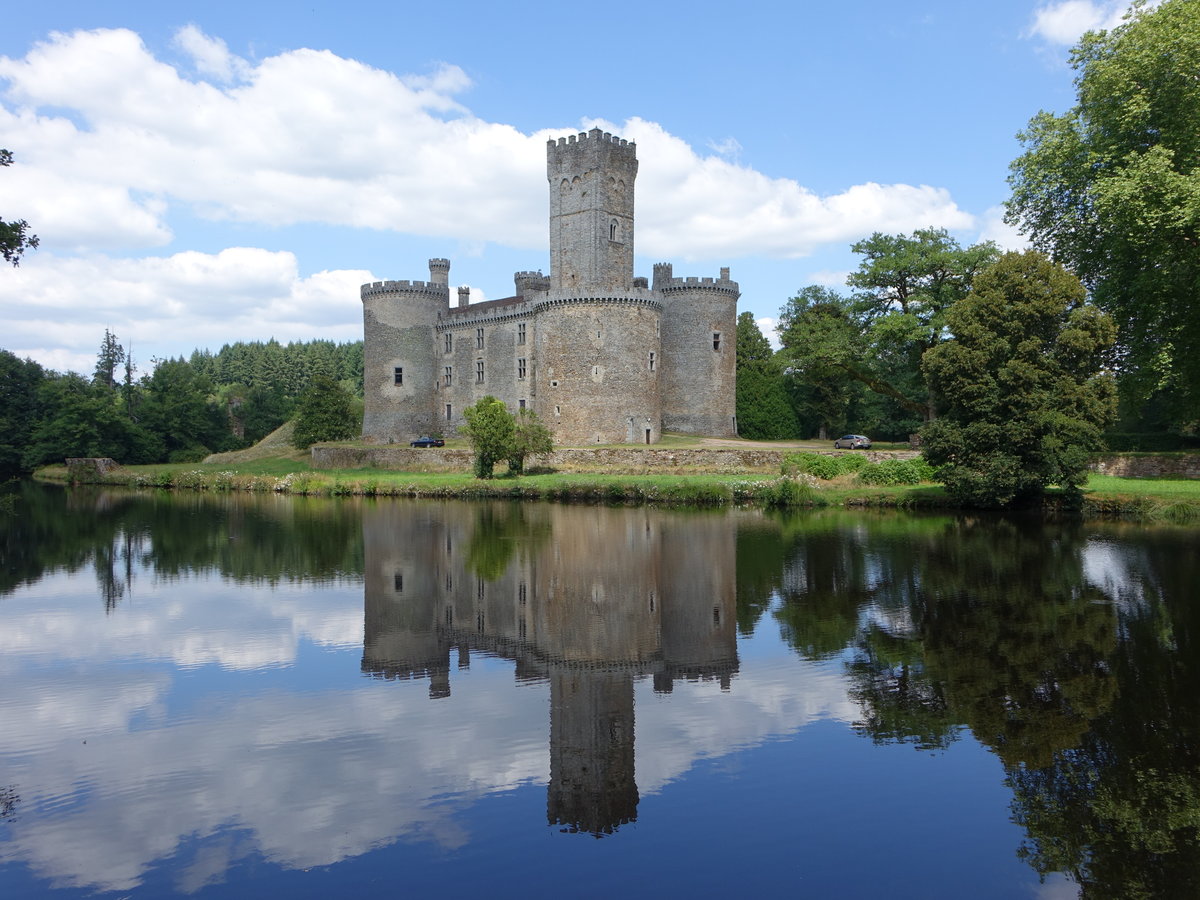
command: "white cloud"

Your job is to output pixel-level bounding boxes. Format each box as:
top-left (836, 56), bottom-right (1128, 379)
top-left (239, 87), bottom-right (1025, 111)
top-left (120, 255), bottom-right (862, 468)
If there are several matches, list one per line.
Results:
top-left (0, 249), bottom-right (370, 372)
top-left (806, 269), bottom-right (852, 288)
top-left (0, 28), bottom-right (974, 261)
top-left (977, 205), bottom-right (1030, 251)
top-left (1027, 1), bottom-right (1157, 46)
top-left (756, 316), bottom-right (782, 350)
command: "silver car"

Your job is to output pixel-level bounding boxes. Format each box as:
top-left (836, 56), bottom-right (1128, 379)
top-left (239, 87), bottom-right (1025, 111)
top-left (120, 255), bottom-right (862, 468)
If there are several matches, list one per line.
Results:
top-left (834, 434), bottom-right (872, 450)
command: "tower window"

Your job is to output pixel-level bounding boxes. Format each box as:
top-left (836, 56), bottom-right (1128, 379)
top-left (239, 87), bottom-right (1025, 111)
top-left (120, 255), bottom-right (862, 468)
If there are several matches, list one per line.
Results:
top-left (518, 357), bottom-right (526, 379)
top-left (649, 351), bottom-right (656, 372)
top-left (518, 322), bottom-right (526, 345)
top-left (610, 220), bottom-right (618, 241)
top-left (446, 403), bottom-right (452, 420)
top-left (476, 359), bottom-right (484, 383)
top-left (519, 399), bottom-right (526, 410)
top-left (713, 332), bottom-right (722, 351)
top-left (476, 328), bottom-right (484, 349)
top-left (394, 367), bottom-right (403, 385)
top-left (444, 366), bottom-right (452, 386)
top-left (445, 333), bottom-right (452, 354)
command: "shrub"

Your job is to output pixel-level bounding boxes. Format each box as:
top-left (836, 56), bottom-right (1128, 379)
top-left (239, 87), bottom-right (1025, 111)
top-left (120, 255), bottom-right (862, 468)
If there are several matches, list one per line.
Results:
top-left (782, 452), bottom-right (868, 480)
top-left (856, 458), bottom-right (934, 486)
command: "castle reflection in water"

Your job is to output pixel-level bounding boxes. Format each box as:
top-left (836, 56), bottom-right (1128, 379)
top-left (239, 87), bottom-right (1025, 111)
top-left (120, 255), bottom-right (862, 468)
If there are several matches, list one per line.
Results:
top-left (361, 501), bottom-right (740, 835)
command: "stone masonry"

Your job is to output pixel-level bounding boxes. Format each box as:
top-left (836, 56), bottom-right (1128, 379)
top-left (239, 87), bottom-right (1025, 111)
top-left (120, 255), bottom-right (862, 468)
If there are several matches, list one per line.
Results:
top-left (360, 128), bottom-right (740, 445)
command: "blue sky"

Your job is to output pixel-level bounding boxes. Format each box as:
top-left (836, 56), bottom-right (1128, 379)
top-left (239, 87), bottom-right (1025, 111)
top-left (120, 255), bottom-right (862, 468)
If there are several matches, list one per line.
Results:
top-left (0, 1), bottom-right (1146, 374)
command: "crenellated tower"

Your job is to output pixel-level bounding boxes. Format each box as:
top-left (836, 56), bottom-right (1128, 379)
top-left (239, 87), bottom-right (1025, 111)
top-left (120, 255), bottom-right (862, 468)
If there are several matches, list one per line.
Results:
top-left (547, 128), bottom-right (637, 292)
top-left (360, 258), bottom-right (451, 439)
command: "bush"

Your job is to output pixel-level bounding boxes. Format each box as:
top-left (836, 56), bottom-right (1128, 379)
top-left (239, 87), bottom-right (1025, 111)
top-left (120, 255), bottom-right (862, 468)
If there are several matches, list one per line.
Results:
top-left (856, 458), bottom-right (935, 486)
top-left (781, 452), bottom-right (867, 480)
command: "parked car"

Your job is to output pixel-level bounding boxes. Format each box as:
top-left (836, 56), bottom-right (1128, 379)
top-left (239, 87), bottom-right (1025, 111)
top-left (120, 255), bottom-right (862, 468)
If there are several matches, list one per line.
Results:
top-left (410, 436), bottom-right (445, 448)
top-left (834, 434), bottom-right (871, 450)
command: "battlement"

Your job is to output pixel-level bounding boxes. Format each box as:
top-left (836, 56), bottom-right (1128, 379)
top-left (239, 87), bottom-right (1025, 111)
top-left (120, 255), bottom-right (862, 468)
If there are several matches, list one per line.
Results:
top-left (653, 262), bottom-right (738, 295)
top-left (547, 127), bottom-right (637, 167)
top-left (360, 279), bottom-right (450, 300)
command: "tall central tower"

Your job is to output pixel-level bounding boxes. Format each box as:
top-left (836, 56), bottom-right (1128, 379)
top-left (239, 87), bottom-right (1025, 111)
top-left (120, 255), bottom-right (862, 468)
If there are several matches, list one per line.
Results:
top-left (547, 128), bottom-right (637, 292)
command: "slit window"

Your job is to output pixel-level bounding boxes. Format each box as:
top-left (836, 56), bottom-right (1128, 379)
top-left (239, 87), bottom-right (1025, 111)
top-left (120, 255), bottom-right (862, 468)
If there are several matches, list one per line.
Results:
top-left (394, 367), bottom-right (403, 385)
top-left (446, 403), bottom-right (452, 420)
top-left (648, 351), bottom-right (655, 372)
top-left (713, 332), bottom-right (721, 351)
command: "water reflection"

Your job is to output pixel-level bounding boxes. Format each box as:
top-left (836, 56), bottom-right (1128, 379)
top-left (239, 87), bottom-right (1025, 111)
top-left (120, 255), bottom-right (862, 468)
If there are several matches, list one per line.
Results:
top-left (2, 485), bottom-right (1200, 897)
top-left (362, 502), bottom-right (739, 834)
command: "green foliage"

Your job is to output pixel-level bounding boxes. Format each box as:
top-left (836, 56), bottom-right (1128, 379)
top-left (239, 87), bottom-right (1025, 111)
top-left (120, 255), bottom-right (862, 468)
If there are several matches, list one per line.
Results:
top-left (138, 357), bottom-right (231, 459)
top-left (781, 451), bottom-right (866, 480)
top-left (22, 372), bottom-right (160, 468)
top-left (0, 350), bottom-right (46, 478)
top-left (855, 458), bottom-right (934, 486)
top-left (1006, 0), bottom-right (1200, 422)
top-left (779, 230), bottom-right (998, 435)
top-left (735, 312), bottom-right (801, 439)
top-left (0, 149), bottom-right (39, 266)
top-left (462, 395), bottom-right (516, 478)
top-left (921, 251), bottom-right (1117, 507)
top-left (291, 375), bottom-right (357, 449)
top-left (1101, 432), bottom-right (1200, 452)
top-left (507, 408), bottom-right (553, 475)
top-left (93, 329), bottom-right (125, 390)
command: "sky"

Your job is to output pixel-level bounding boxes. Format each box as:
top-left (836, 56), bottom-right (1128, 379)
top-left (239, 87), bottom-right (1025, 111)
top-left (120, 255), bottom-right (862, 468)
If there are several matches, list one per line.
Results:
top-left (0, 0), bottom-right (1148, 376)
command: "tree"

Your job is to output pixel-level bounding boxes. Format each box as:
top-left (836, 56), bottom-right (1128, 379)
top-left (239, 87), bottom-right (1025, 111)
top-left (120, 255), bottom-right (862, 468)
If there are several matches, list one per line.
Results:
top-left (291, 374), bottom-right (357, 449)
top-left (461, 395), bottom-right (515, 478)
top-left (138, 357), bottom-right (229, 461)
top-left (734, 312), bottom-right (801, 439)
top-left (507, 408), bottom-right (553, 475)
top-left (1006, 0), bottom-right (1200, 422)
top-left (22, 372), bottom-right (159, 468)
top-left (779, 231), bottom-right (998, 436)
top-left (0, 350), bottom-right (46, 478)
top-left (93, 329), bottom-right (125, 390)
top-left (920, 251), bottom-right (1117, 507)
top-left (0, 150), bottom-right (39, 266)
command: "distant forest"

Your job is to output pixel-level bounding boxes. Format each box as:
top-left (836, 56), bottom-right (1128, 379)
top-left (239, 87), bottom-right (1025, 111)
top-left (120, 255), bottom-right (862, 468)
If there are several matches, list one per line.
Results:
top-left (1, 333), bottom-right (364, 478)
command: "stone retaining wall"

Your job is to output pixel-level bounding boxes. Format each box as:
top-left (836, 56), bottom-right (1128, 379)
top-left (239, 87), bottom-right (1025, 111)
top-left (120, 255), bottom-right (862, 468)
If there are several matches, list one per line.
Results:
top-left (1090, 454), bottom-right (1200, 478)
top-left (311, 446), bottom-right (917, 473)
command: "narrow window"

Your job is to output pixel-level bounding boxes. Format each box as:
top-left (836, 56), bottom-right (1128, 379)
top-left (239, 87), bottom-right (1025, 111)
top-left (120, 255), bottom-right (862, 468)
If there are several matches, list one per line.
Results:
top-left (648, 351), bottom-right (656, 372)
top-left (517, 322), bottom-right (526, 345)
top-left (554, 405), bottom-right (561, 416)
top-left (394, 366), bottom-right (403, 385)
top-left (713, 332), bottom-right (721, 351)
top-left (518, 357), bottom-right (526, 379)
top-left (476, 327), bottom-right (484, 349)
top-left (444, 366), bottom-right (452, 386)
top-left (519, 399), bottom-right (526, 410)
top-left (445, 333), bottom-right (452, 354)
top-left (476, 359), bottom-right (484, 383)
top-left (446, 403), bottom-right (452, 420)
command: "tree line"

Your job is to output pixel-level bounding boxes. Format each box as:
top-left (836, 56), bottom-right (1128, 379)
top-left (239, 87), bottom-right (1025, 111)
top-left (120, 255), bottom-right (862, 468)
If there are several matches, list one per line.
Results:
top-left (1, 334), bottom-right (364, 479)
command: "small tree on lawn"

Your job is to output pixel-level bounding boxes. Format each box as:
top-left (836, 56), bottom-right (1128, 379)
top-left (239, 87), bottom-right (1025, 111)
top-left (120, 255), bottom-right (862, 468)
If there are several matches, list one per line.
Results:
top-left (507, 408), bottom-right (553, 475)
top-left (292, 375), bottom-right (357, 449)
top-left (462, 395), bottom-right (515, 478)
top-left (920, 251), bottom-right (1117, 507)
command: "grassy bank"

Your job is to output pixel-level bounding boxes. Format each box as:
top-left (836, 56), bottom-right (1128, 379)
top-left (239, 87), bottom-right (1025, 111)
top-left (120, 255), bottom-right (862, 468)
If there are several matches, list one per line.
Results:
top-left (33, 455), bottom-right (1200, 521)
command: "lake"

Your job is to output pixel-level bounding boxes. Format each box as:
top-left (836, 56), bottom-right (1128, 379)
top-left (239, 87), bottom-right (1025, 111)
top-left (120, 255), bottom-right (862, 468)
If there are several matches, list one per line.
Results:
top-left (1, 483), bottom-right (1198, 898)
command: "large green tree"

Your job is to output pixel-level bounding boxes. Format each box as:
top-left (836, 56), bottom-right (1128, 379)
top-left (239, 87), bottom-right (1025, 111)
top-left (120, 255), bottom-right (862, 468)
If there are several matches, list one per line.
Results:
top-left (921, 251), bottom-right (1117, 507)
top-left (1, 150), bottom-right (39, 266)
top-left (780, 230), bottom-right (998, 435)
top-left (507, 408), bottom-right (553, 475)
top-left (1006, 0), bottom-right (1200, 422)
top-left (734, 312), bottom-right (801, 439)
top-left (291, 374), bottom-right (357, 449)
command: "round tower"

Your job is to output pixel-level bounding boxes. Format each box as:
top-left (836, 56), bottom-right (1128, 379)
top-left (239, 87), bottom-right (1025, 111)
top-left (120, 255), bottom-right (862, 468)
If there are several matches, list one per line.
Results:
top-left (360, 258), bottom-right (450, 440)
top-left (533, 293), bottom-right (661, 444)
top-left (547, 129), bottom-right (637, 292)
top-left (657, 266), bottom-right (739, 437)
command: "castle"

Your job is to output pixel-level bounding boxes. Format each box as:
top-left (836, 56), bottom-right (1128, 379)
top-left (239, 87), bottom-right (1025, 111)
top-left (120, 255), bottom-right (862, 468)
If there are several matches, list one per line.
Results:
top-left (360, 127), bottom-right (739, 445)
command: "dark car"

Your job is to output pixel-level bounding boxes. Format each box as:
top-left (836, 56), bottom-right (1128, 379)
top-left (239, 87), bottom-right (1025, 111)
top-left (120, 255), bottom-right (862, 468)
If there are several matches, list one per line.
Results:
top-left (409, 436), bottom-right (445, 448)
top-left (834, 434), bottom-right (871, 450)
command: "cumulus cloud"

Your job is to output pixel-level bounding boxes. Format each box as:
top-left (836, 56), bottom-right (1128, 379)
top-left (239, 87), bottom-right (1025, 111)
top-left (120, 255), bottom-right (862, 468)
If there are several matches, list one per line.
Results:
top-left (1027, 1), bottom-right (1156, 46)
top-left (0, 249), bottom-right (370, 371)
top-left (977, 205), bottom-right (1030, 251)
top-left (0, 27), bottom-right (973, 260)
